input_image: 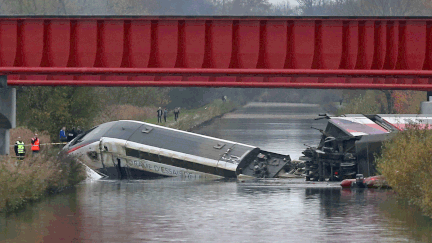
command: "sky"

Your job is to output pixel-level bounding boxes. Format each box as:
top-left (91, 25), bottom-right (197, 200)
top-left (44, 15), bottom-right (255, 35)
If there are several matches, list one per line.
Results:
top-left (268, 0), bottom-right (299, 6)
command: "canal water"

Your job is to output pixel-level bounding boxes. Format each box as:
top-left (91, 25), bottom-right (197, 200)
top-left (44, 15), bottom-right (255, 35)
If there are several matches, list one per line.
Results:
top-left (1, 103), bottom-right (432, 243)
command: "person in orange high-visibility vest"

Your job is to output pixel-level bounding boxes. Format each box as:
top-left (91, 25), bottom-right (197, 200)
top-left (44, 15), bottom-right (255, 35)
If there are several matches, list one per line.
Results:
top-left (31, 134), bottom-right (40, 155)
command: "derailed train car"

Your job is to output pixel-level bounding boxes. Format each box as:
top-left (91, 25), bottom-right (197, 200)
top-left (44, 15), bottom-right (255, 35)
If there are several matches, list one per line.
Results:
top-left (301, 114), bottom-right (432, 181)
top-left (63, 120), bottom-right (290, 180)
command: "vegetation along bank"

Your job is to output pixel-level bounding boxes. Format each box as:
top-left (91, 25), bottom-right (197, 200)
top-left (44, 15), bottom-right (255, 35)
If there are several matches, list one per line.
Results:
top-left (145, 99), bottom-right (238, 131)
top-left (0, 151), bottom-right (85, 213)
top-left (375, 125), bottom-right (432, 218)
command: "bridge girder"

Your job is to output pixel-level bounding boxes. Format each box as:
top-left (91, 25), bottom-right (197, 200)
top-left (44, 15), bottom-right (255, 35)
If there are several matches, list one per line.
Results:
top-left (0, 16), bottom-right (432, 89)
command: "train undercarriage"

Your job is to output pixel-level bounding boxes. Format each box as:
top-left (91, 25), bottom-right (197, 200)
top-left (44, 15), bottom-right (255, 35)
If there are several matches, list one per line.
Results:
top-left (300, 114), bottom-right (432, 181)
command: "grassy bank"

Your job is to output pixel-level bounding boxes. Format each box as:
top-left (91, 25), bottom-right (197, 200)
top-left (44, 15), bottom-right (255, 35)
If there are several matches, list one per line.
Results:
top-left (0, 151), bottom-right (85, 213)
top-left (376, 125), bottom-right (432, 218)
top-left (145, 99), bottom-right (238, 131)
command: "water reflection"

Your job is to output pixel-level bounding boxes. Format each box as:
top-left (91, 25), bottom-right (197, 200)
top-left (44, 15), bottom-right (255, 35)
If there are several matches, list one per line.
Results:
top-left (1, 180), bottom-right (432, 243)
top-left (0, 188), bottom-right (81, 243)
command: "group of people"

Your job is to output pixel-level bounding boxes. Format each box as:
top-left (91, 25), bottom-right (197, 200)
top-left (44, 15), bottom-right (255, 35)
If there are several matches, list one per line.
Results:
top-left (14, 134), bottom-right (40, 159)
top-left (157, 107), bottom-right (180, 123)
top-left (13, 125), bottom-right (84, 159)
top-left (59, 126), bottom-right (83, 142)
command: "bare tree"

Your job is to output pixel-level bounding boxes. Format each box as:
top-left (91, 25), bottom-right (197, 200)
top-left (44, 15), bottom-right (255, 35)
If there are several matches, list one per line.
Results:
top-left (344, 0), bottom-right (425, 16)
top-left (296, 0), bottom-right (428, 16)
top-left (270, 0), bottom-right (299, 15)
top-left (228, 0), bottom-right (272, 15)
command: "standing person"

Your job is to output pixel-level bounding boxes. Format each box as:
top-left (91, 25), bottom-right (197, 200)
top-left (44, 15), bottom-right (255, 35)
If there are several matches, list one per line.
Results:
top-left (174, 107), bottom-right (180, 121)
top-left (14, 137), bottom-right (25, 160)
top-left (67, 127), bottom-right (77, 142)
top-left (31, 134), bottom-right (40, 155)
top-left (157, 107), bottom-right (163, 123)
top-left (163, 108), bottom-right (168, 122)
top-left (76, 126), bottom-right (83, 135)
top-left (59, 127), bottom-right (67, 142)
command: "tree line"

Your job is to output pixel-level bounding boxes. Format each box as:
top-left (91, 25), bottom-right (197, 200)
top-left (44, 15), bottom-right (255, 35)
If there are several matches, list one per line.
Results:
top-left (0, 0), bottom-right (431, 15)
top-left (16, 86), bottom-right (170, 140)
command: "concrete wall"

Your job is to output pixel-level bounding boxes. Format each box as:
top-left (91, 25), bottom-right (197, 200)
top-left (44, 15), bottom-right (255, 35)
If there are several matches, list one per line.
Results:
top-left (421, 101), bottom-right (432, 114)
top-left (0, 76), bottom-right (16, 155)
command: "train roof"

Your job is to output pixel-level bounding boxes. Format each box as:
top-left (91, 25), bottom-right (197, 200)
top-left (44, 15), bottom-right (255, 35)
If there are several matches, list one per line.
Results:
top-left (327, 114), bottom-right (432, 137)
top-left (70, 120), bottom-right (257, 162)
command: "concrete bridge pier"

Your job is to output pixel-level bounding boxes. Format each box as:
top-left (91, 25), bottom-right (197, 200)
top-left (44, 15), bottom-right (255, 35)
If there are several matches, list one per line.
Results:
top-left (421, 91), bottom-right (432, 114)
top-left (0, 76), bottom-right (16, 155)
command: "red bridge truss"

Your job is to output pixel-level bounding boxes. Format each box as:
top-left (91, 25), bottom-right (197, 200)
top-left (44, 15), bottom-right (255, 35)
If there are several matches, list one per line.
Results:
top-left (2, 16), bottom-right (432, 90)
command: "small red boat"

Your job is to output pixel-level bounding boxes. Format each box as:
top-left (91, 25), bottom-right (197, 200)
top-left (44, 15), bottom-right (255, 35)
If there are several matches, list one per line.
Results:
top-left (341, 174), bottom-right (390, 189)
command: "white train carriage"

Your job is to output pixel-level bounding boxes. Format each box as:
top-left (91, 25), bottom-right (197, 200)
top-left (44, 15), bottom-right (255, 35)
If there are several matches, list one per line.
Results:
top-left (63, 120), bottom-right (291, 180)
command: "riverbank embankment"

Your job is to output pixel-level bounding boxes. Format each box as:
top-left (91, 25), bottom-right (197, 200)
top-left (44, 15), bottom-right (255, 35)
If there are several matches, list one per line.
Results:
top-left (0, 152), bottom-right (85, 213)
top-left (1, 127), bottom-right (85, 213)
top-left (145, 99), bottom-right (238, 131)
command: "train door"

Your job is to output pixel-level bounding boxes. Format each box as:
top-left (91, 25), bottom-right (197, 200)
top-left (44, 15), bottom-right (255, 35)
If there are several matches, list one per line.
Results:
top-left (113, 156), bottom-right (131, 180)
top-left (99, 139), bottom-right (130, 179)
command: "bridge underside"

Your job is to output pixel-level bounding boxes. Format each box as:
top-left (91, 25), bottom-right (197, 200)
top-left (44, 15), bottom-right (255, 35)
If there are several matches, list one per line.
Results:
top-left (5, 68), bottom-right (432, 90)
top-left (1, 16), bottom-right (432, 89)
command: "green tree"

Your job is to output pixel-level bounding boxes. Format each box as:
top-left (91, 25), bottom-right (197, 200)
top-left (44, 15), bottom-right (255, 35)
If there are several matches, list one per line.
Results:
top-left (93, 87), bottom-right (171, 107)
top-left (16, 87), bottom-right (99, 140)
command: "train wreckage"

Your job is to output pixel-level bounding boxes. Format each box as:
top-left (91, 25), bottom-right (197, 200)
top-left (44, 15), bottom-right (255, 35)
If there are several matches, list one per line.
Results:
top-left (63, 120), bottom-right (291, 180)
top-left (301, 114), bottom-right (432, 181)
top-left (63, 114), bottom-right (432, 182)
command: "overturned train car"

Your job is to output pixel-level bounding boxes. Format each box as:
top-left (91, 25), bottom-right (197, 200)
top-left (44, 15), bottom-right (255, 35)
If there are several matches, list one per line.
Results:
top-left (63, 120), bottom-right (291, 180)
top-left (301, 114), bottom-right (432, 181)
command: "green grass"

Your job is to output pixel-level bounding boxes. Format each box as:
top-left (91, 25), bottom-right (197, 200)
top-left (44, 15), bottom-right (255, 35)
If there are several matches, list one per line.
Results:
top-left (145, 99), bottom-right (238, 131)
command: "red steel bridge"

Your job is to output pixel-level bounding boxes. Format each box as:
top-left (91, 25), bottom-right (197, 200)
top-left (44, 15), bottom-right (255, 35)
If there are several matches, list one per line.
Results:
top-left (2, 16), bottom-right (432, 90)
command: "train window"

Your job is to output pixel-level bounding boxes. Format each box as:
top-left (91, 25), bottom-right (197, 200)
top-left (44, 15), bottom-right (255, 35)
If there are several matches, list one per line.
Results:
top-left (70, 128), bottom-right (95, 146)
top-left (159, 155), bottom-right (172, 166)
top-left (125, 148), bottom-right (140, 158)
top-left (140, 151), bottom-right (152, 161)
top-left (172, 158), bottom-right (187, 170)
top-left (125, 148), bottom-right (161, 163)
top-left (138, 151), bottom-right (145, 160)
top-left (133, 151), bottom-right (159, 163)
top-left (70, 122), bottom-right (116, 146)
